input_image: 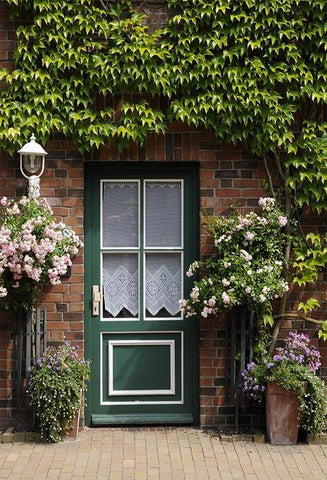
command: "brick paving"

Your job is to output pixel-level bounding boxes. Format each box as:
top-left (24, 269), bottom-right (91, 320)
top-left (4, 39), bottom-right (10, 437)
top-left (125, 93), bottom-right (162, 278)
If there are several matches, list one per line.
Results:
top-left (0, 428), bottom-right (327, 480)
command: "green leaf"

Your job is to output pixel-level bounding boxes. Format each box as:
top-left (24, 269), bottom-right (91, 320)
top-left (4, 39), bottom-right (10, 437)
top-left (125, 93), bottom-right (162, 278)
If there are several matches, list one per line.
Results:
top-left (263, 314), bottom-right (274, 327)
top-left (298, 298), bottom-right (321, 314)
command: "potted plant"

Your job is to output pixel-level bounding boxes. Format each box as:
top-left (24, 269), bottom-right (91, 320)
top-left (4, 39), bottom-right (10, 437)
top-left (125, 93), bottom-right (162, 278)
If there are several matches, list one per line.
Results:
top-left (27, 341), bottom-right (90, 443)
top-left (0, 196), bottom-right (83, 311)
top-left (242, 331), bottom-right (327, 444)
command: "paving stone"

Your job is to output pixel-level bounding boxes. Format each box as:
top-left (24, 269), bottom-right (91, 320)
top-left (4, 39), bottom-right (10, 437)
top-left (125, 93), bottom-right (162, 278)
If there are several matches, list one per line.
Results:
top-left (0, 428), bottom-right (327, 479)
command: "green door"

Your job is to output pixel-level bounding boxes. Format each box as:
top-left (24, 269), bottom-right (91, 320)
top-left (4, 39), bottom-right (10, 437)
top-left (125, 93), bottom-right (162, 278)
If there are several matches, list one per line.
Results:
top-left (84, 162), bottom-right (199, 425)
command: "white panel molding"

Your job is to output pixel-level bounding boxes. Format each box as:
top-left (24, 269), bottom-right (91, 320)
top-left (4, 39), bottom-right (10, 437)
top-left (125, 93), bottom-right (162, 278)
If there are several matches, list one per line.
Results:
top-left (108, 339), bottom-right (175, 396)
top-left (100, 331), bottom-right (184, 406)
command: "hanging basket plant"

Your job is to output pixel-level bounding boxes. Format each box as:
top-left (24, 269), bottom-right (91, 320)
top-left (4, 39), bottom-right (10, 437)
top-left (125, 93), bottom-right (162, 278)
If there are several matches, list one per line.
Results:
top-left (0, 196), bottom-right (83, 311)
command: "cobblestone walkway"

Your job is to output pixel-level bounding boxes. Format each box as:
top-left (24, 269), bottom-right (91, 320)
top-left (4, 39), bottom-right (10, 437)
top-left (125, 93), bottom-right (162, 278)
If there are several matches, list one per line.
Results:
top-left (0, 428), bottom-right (327, 479)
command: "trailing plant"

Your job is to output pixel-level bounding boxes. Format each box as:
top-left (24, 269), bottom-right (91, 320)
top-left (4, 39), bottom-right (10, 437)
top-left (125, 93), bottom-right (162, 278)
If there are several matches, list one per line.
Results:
top-left (242, 332), bottom-right (327, 435)
top-left (0, 196), bottom-right (82, 310)
top-left (179, 197), bottom-right (289, 321)
top-left (28, 341), bottom-right (90, 443)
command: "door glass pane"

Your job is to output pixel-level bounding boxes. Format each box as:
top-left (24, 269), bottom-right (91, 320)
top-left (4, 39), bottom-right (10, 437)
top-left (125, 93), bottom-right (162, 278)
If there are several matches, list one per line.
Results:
top-left (145, 182), bottom-right (182, 247)
top-left (102, 181), bottom-right (138, 248)
top-left (103, 253), bottom-right (138, 318)
top-left (145, 253), bottom-right (182, 318)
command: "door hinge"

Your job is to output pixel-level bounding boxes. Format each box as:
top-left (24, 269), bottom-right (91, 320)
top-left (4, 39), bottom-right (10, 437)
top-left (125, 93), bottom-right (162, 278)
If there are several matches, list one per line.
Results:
top-left (92, 285), bottom-right (102, 316)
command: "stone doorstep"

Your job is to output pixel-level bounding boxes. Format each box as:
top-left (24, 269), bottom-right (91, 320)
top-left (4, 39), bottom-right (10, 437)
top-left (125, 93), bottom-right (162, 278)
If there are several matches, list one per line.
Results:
top-left (218, 433), bottom-right (265, 443)
top-left (1, 427), bottom-right (49, 444)
top-left (219, 433), bottom-right (327, 445)
top-left (307, 434), bottom-right (327, 445)
top-left (1, 427), bottom-right (264, 444)
top-left (209, 430), bottom-right (327, 445)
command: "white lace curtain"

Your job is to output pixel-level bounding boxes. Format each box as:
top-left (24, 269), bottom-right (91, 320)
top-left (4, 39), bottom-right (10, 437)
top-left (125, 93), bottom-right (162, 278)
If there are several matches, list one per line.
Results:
top-left (103, 254), bottom-right (138, 317)
top-left (145, 182), bottom-right (181, 247)
top-left (102, 182), bottom-right (138, 248)
top-left (102, 181), bottom-right (182, 318)
top-left (145, 254), bottom-right (181, 316)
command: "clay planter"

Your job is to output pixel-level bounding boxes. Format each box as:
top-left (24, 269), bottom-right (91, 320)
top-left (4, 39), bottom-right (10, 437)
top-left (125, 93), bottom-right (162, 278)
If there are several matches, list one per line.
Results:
top-left (64, 409), bottom-right (80, 441)
top-left (266, 381), bottom-right (300, 445)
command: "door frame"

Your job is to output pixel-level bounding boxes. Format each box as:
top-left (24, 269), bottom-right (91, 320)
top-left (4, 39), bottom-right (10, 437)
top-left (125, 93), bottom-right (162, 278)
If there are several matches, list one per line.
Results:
top-left (84, 161), bottom-right (200, 426)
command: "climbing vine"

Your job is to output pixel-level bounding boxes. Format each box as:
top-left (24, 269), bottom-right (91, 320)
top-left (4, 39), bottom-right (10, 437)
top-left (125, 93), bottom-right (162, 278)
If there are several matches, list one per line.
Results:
top-left (1, 0), bottom-right (327, 334)
top-left (0, 0), bottom-right (166, 152)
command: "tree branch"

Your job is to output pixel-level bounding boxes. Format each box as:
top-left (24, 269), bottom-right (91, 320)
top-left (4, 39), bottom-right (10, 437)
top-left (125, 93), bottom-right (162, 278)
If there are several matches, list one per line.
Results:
top-left (263, 155), bottom-right (276, 199)
top-left (269, 189), bottom-right (293, 354)
top-left (273, 151), bottom-right (287, 182)
top-left (273, 313), bottom-right (326, 326)
top-left (99, 0), bottom-right (109, 10)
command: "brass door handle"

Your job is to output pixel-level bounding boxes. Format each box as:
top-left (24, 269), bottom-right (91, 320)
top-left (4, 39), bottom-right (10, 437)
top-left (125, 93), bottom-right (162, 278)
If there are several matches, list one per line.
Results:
top-left (92, 285), bottom-right (102, 316)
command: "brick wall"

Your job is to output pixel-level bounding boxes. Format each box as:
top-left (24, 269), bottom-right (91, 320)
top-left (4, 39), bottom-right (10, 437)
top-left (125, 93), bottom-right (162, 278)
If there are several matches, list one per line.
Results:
top-left (0, 2), bottom-right (326, 431)
top-left (3, 126), bottom-right (326, 430)
top-left (0, 0), bottom-right (17, 421)
top-left (0, 1), bottom-right (16, 73)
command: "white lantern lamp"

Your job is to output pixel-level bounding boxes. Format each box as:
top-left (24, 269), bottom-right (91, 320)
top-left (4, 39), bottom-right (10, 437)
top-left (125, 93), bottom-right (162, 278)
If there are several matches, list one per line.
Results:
top-left (18, 134), bottom-right (48, 199)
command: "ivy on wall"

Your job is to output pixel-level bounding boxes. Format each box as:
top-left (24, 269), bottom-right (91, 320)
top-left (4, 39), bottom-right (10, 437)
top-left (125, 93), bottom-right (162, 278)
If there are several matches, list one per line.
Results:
top-left (1, 2), bottom-right (326, 166)
top-left (1, 0), bottom-right (327, 330)
top-left (1, 0), bottom-right (166, 151)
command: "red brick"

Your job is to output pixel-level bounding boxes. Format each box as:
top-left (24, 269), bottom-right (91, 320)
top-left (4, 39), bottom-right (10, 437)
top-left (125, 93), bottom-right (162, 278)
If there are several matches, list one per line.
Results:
top-left (241, 188), bottom-right (266, 197)
top-left (215, 188), bottom-right (242, 197)
top-left (46, 322), bottom-right (69, 331)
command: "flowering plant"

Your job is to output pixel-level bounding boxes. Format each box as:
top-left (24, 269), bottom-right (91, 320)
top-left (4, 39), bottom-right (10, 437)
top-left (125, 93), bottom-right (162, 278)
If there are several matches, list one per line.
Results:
top-left (28, 341), bottom-right (90, 442)
top-left (242, 331), bottom-right (327, 435)
top-left (179, 198), bottom-right (289, 321)
top-left (0, 196), bottom-right (83, 310)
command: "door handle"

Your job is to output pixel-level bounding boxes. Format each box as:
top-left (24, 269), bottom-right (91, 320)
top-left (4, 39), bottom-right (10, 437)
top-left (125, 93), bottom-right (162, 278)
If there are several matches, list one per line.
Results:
top-left (92, 285), bottom-right (102, 316)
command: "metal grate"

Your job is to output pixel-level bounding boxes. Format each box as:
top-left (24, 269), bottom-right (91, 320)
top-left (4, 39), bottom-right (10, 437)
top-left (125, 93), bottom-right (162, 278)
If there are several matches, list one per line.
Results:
top-left (13, 309), bottom-right (47, 407)
top-left (225, 308), bottom-right (256, 429)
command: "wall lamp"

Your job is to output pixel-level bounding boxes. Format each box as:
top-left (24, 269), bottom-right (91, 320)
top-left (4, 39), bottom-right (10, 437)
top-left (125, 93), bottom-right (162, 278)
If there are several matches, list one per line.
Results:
top-left (18, 134), bottom-right (48, 199)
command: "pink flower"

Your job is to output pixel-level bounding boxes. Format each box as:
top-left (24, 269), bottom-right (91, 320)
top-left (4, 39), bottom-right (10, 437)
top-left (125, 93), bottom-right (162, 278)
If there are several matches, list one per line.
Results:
top-left (278, 216), bottom-right (288, 227)
top-left (258, 197), bottom-right (275, 209)
top-left (0, 286), bottom-right (7, 297)
top-left (245, 231), bottom-right (254, 241)
top-left (222, 292), bottom-right (230, 305)
top-left (201, 306), bottom-right (212, 318)
top-left (0, 197), bottom-right (8, 206)
top-left (70, 246), bottom-right (79, 255)
top-left (208, 297), bottom-right (216, 307)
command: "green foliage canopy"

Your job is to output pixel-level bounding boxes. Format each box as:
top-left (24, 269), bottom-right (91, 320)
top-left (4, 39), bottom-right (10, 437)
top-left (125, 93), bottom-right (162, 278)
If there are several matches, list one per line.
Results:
top-left (1, 0), bottom-right (326, 179)
top-left (1, 0), bottom-right (327, 332)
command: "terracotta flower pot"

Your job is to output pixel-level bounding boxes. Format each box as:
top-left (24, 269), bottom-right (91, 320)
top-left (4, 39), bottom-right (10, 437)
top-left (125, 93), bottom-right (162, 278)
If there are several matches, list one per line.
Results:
top-left (64, 409), bottom-right (80, 441)
top-left (266, 381), bottom-right (300, 445)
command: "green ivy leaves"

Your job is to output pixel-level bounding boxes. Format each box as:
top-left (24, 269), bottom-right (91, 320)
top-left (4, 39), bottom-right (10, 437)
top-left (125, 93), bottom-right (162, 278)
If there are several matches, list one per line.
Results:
top-left (0, 0), bottom-right (326, 182)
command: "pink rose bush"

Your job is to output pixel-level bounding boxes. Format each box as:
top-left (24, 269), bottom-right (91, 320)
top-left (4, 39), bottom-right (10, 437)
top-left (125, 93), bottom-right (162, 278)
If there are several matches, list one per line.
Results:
top-left (0, 196), bottom-right (83, 310)
top-left (179, 198), bottom-right (289, 320)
